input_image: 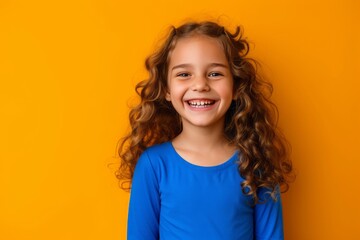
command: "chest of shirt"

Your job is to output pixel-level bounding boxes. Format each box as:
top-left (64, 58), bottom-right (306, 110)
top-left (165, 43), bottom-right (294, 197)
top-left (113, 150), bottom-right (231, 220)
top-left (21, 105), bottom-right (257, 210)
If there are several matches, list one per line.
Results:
top-left (157, 163), bottom-right (254, 217)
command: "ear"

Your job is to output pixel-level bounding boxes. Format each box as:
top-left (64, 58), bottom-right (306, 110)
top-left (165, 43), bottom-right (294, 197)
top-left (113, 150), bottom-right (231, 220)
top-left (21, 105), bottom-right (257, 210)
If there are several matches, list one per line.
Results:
top-left (165, 91), bottom-right (171, 101)
top-left (232, 85), bottom-right (237, 100)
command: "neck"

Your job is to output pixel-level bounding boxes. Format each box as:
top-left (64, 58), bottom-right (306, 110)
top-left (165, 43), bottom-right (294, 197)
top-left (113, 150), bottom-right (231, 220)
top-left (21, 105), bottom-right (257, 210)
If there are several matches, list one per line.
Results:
top-left (173, 122), bottom-right (229, 152)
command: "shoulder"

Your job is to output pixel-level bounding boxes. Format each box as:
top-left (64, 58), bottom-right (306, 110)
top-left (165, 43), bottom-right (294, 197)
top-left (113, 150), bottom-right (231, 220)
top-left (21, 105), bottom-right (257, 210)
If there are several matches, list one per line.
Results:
top-left (144, 141), bottom-right (172, 155)
top-left (257, 185), bottom-right (281, 202)
top-left (136, 141), bottom-right (173, 172)
top-left (140, 141), bottom-right (173, 162)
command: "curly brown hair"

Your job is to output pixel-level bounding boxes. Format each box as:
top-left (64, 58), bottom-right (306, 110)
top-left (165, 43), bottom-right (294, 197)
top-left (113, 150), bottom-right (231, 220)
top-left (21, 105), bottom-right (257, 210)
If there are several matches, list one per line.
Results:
top-left (116, 21), bottom-right (293, 203)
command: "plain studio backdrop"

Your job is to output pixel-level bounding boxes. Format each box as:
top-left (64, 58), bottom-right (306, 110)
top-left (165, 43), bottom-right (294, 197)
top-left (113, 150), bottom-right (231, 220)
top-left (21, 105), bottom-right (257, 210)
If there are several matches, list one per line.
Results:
top-left (0, 0), bottom-right (359, 239)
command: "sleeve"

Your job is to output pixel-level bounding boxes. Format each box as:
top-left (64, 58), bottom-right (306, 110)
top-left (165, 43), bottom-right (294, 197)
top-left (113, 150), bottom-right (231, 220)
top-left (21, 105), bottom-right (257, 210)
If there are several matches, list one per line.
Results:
top-left (254, 186), bottom-right (284, 240)
top-left (127, 151), bottom-right (160, 240)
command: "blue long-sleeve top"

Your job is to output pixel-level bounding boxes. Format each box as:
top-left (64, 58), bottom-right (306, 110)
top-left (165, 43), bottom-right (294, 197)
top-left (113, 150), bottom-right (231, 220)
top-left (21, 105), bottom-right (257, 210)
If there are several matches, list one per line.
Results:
top-left (127, 142), bottom-right (284, 240)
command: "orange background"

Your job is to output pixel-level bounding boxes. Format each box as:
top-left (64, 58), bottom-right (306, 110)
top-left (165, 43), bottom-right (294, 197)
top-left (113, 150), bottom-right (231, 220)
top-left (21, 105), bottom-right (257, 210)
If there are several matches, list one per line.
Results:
top-left (1, 0), bottom-right (359, 239)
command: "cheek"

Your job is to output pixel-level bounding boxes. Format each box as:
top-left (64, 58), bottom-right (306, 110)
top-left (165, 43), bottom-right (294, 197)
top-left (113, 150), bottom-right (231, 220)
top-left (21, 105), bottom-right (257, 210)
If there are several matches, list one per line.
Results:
top-left (168, 81), bottom-right (187, 96)
top-left (169, 87), bottom-right (183, 101)
top-left (216, 81), bottom-right (234, 96)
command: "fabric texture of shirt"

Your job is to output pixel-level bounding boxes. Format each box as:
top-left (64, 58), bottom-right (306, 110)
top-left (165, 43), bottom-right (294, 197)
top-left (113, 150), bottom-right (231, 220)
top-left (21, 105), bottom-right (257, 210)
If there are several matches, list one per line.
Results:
top-left (127, 142), bottom-right (284, 240)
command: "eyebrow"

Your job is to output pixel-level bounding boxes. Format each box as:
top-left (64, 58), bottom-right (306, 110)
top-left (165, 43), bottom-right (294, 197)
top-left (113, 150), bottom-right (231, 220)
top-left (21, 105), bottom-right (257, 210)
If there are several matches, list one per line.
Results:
top-left (171, 63), bottom-right (228, 71)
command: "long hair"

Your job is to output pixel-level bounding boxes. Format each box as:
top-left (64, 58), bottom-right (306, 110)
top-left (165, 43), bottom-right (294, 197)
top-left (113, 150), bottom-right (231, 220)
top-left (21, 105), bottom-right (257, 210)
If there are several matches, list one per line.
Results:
top-left (116, 21), bottom-right (293, 203)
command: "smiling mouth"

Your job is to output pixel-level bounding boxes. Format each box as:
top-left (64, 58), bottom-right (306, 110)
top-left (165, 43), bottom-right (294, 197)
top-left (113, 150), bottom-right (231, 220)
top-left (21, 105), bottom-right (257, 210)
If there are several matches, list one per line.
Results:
top-left (187, 100), bottom-right (216, 108)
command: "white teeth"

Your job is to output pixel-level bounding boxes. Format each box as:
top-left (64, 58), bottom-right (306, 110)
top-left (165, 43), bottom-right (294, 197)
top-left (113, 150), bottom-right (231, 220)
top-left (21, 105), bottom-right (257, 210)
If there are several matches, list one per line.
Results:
top-left (187, 100), bottom-right (214, 107)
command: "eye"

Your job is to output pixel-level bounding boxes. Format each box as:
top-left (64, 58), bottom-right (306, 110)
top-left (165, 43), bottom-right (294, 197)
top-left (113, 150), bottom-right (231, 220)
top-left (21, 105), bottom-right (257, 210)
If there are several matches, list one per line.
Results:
top-left (176, 72), bottom-right (191, 78)
top-left (208, 72), bottom-right (223, 77)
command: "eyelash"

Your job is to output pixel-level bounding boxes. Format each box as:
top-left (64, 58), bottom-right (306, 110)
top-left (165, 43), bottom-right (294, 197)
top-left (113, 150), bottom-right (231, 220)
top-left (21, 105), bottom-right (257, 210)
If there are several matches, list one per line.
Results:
top-left (176, 72), bottom-right (223, 78)
top-left (208, 72), bottom-right (223, 77)
top-left (176, 73), bottom-right (191, 77)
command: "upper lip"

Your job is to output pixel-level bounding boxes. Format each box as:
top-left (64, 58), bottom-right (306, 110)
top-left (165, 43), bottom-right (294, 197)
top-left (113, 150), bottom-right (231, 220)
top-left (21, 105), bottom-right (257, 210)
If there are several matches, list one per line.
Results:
top-left (185, 98), bottom-right (217, 102)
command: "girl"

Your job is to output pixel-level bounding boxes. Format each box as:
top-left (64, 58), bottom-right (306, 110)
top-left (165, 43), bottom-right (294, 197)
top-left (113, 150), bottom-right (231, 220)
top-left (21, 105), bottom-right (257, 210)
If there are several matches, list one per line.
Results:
top-left (117, 20), bottom-right (293, 240)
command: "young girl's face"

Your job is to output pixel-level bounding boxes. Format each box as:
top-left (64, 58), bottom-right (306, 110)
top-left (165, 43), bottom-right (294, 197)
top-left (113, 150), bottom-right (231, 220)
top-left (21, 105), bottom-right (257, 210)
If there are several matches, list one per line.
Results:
top-left (166, 35), bottom-right (234, 130)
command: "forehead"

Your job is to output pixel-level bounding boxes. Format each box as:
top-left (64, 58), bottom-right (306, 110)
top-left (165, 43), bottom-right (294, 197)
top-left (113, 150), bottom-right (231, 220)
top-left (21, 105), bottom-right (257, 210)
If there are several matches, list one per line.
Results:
top-left (168, 35), bottom-right (228, 67)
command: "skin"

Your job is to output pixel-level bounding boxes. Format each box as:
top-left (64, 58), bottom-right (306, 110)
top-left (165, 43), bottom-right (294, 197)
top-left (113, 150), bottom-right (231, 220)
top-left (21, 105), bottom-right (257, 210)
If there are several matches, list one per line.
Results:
top-left (166, 35), bottom-right (236, 166)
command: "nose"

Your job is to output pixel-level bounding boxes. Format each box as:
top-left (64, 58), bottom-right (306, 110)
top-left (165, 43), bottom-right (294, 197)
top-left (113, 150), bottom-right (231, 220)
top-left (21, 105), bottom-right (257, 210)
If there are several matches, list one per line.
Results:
top-left (191, 75), bottom-right (210, 92)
